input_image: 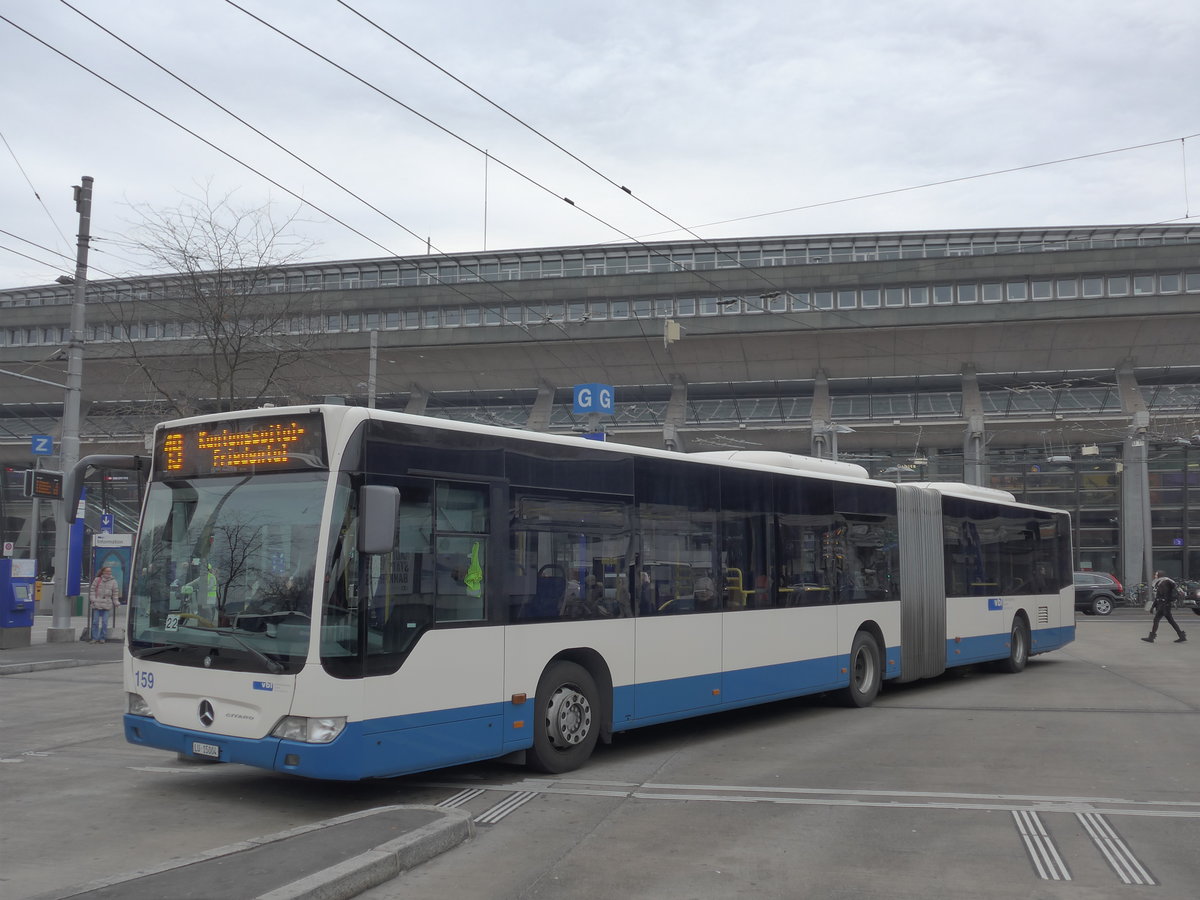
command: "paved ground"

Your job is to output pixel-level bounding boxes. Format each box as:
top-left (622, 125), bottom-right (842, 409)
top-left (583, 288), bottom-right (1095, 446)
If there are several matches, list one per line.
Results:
top-left (1, 618), bottom-right (473, 900)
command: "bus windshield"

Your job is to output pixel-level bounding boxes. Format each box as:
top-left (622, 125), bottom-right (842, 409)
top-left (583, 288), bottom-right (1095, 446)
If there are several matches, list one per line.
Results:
top-left (127, 471), bottom-right (328, 675)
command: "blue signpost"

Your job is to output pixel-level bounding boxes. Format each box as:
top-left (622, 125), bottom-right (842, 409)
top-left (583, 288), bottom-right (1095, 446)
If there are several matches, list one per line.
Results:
top-left (573, 383), bottom-right (614, 441)
top-left (31, 435), bottom-right (54, 456)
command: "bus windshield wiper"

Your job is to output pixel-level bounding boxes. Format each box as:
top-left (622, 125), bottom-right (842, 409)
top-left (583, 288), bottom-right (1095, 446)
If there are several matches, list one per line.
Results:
top-left (213, 628), bottom-right (285, 675)
top-left (134, 641), bottom-right (187, 659)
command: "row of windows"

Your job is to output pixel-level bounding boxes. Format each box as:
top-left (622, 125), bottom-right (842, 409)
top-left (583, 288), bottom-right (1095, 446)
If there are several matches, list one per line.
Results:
top-left (434, 381), bottom-right (1200, 428)
top-left (329, 453), bottom-right (1067, 662)
top-left (5, 227), bottom-right (1198, 307)
top-left (3, 270), bottom-right (1198, 347)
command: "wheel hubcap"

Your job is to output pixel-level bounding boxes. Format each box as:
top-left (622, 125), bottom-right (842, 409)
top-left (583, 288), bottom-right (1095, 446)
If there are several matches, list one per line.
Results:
top-left (853, 647), bottom-right (875, 690)
top-left (546, 684), bottom-right (592, 748)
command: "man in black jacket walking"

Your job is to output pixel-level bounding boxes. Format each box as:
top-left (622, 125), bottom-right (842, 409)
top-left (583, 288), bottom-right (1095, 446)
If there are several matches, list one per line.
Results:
top-left (1142, 571), bottom-right (1187, 643)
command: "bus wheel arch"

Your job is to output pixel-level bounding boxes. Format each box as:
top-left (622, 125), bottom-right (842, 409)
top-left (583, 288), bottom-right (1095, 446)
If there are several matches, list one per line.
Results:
top-left (997, 613), bottom-right (1031, 674)
top-left (840, 627), bottom-right (883, 708)
top-left (527, 651), bottom-right (610, 774)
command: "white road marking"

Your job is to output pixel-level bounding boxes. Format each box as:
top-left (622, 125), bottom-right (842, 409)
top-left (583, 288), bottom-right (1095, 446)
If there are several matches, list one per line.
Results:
top-left (427, 777), bottom-right (1187, 887)
top-left (474, 789), bottom-right (538, 825)
top-left (438, 787), bottom-right (486, 809)
top-left (1012, 810), bottom-right (1071, 881)
top-left (1076, 812), bottom-right (1156, 886)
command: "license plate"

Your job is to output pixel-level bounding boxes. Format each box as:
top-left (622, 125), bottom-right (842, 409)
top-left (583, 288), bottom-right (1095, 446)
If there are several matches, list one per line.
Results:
top-left (191, 741), bottom-right (220, 759)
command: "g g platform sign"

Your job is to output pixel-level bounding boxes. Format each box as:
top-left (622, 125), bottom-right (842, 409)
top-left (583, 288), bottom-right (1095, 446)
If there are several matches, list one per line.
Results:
top-left (573, 383), bottom-right (615, 415)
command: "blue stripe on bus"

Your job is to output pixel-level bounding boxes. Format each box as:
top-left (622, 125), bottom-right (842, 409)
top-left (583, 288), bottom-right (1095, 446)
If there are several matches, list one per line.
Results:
top-left (946, 624), bottom-right (1075, 667)
top-left (124, 628), bottom-right (1071, 780)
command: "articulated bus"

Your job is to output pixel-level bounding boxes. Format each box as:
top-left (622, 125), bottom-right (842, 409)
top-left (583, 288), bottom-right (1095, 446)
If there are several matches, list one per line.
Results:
top-left (117, 405), bottom-right (1074, 780)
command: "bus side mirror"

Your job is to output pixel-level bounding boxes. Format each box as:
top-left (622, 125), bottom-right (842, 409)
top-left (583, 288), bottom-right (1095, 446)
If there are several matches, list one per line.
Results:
top-left (358, 485), bottom-right (399, 555)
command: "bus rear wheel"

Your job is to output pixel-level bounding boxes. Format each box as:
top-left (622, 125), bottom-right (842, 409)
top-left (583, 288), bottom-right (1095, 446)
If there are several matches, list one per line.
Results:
top-left (528, 661), bottom-right (600, 774)
top-left (997, 618), bottom-right (1030, 674)
top-left (840, 631), bottom-right (882, 708)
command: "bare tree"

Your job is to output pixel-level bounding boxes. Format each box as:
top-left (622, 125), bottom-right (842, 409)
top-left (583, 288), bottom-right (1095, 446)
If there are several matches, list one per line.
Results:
top-left (103, 186), bottom-right (324, 416)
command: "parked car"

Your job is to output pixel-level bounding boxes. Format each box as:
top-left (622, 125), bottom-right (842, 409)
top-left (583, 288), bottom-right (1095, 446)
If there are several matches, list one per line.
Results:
top-left (1181, 580), bottom-right (1200, 614)
top-left (1074, 571), bottom-right (1123, 616)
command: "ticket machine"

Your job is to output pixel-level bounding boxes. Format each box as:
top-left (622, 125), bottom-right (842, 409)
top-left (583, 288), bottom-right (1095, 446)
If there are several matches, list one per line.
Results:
top-left (0, 558), bottom-right (36, 649)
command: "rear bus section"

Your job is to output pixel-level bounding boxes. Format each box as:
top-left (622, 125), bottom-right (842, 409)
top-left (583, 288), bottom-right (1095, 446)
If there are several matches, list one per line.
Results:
top-left (895, 483), bottom-right (1073, 682)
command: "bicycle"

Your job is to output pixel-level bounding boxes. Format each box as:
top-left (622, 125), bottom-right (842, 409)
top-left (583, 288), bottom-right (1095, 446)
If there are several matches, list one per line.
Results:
top-left (1132, 580), bottom-right (1198, 610)
top-left (1127, 582), bottom-right (1152, 608)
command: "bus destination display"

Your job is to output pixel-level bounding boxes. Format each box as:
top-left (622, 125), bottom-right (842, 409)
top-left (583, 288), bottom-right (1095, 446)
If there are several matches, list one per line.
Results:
top-left (155, 414), bottom-right (326, 478)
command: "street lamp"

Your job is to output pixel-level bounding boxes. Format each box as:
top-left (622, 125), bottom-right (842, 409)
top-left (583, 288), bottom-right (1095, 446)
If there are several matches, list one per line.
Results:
top-left (822, 423), bottom-right (855, 459)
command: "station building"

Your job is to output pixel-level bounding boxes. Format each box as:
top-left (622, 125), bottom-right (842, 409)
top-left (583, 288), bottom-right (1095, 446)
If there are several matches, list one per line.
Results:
top-left (2, 223), bottom-right (1199, 587)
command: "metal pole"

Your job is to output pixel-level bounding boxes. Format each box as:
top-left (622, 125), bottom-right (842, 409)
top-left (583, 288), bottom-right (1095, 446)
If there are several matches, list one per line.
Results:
top-left (47, 176), bottom-right (92, 642)
top-left (30, 459), bottom-right (40, 592)
top-left (367, 329), bottom-right (378, 409)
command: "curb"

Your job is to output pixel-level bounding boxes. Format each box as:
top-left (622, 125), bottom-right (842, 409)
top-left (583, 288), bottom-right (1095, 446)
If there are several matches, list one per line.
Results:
top-left (34, 805), bottom-right (472, 900)
top-left (0, 659), bottom-right (113, 676)
top-left (259, 808), bottom-right (476, 900)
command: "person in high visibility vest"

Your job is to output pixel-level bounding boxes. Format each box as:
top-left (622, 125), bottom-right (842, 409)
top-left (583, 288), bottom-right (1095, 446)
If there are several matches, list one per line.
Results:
top-left (180, 562), bottom-right (219, 624)
top-left (464, 542), bottom-right (483, 598)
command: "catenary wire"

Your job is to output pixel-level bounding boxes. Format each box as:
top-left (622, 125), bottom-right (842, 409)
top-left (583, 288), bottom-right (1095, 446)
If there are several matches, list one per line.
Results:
top-left (217, 0), bottom-right (978, 369)
top-left (232, 1), bottom-right (1200, 373)
top-left (0, 13), bottom-right (405, 260)
top-left (16, 4), bottom-right (627, 383)
top-left (328, 1), bottom-right (1200, 316)
top-left (0, 13), bottom-right (614, 382)
top-left (54, 0), bottom-right (432, 255)
top-left (0, 129), bottom-right (73, 250)
top-left (638, 134), bottom-right (1200, 238)
top-left (5, 10), bottom-right (1189, 389)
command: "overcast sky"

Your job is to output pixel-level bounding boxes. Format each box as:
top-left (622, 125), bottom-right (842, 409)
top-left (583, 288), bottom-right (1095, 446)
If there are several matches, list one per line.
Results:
top-left (2, 0), bottom-right (1198, 290)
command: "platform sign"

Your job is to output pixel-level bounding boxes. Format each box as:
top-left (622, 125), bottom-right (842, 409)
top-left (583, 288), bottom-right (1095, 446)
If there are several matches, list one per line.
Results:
top-left (573, 383), bottom-right (614, 415)
top-left (31, 435), bottom-right (54, 456)
top-left (23, 469), bottom-right (63, 500)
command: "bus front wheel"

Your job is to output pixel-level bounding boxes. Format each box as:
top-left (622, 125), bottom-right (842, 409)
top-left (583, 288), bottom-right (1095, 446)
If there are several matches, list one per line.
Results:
top-left (528, 660), bottom-right (600, 774)
top-left (840, 631), bottom-right (882, 708)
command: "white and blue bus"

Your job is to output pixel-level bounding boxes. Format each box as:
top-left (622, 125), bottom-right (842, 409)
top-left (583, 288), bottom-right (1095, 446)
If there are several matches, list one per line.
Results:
top-left (119, 405), bottom-right (1074, 780)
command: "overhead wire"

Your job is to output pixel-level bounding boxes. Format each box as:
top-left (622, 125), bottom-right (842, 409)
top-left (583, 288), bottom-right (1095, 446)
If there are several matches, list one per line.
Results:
top-left (218, 0), bottom-right (966, 374)
top-left (35, 0), bottom-right (624, 385)
top-left (54, 0), bottom-right (433, 257)
top-left (0, 129), bottom-right (73, 250)
top-left (0, 10), bottom-right (614, 389)
top-left (5, 7), bottom-right (1194, 410)
top-left (0, 242), bottom-right (70, 276)
top-left (327, 6), bottom-right (1200, 289)
top-left (638, 133), bottom-right (1200, 237)
top-left (314, 2), bottom-right (1200, 374)
top-left (0, 227), bottom-right (74, 265)
top-left (0, 12), bottom-right (405, 259)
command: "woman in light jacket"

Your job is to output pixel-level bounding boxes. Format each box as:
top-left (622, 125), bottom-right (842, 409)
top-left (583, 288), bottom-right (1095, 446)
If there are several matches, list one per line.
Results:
top-left (88, 566), bottom-right (121, 643)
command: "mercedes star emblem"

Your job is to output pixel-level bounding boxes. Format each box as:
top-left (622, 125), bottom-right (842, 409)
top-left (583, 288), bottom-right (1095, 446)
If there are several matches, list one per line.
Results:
top-left (198, 700), bottom-right (215, 728)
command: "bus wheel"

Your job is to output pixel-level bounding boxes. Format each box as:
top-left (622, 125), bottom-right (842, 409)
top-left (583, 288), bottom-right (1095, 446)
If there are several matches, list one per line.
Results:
top-left (840, 631), bottom-right (882, 708)
top-left (997, 618), bottom-right (1030, 674)
top-left (528, 661), bottom-right (600, 774)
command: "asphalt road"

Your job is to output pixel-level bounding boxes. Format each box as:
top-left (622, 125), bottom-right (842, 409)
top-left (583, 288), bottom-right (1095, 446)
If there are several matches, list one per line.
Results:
top-left (2, 611), bottom-right (1196, 900)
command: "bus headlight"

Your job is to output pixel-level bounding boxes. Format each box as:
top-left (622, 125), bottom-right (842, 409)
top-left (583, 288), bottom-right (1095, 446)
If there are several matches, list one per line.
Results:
top-left (127, 693), bottom-right (153, 717)
top-left (270, 715), bottom-right (347, 744)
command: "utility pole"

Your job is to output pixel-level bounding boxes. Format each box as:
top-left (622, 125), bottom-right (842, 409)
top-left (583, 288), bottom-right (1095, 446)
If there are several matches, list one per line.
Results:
top-left (368, 329), bottom-right (378, 408)
top-left (47, 176), bottom-right (93, 642)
